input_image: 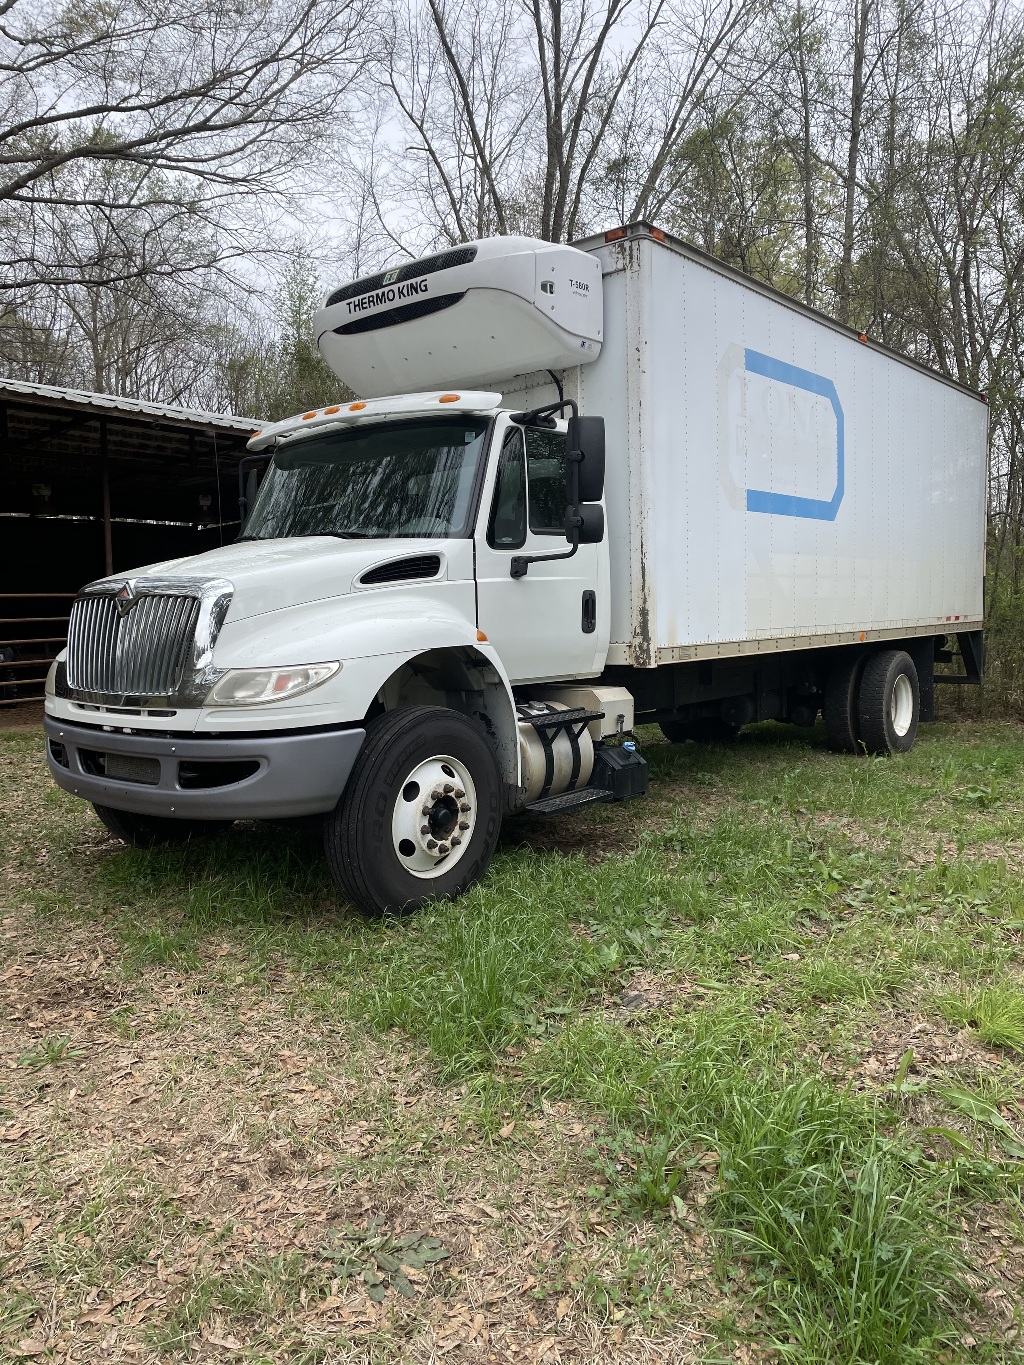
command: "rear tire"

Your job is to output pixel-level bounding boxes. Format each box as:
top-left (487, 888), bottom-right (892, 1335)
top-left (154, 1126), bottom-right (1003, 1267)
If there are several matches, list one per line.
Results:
top-left (324, 705), bottom-right (502, 915)
top-left (93, 805), bottom-right (232, 847)
top-left (856, 649), bottom-right (920, 755)
top-left (660, 717), bottom-right (741, 744)
top-left (824, 652), bottom-right (866, 753)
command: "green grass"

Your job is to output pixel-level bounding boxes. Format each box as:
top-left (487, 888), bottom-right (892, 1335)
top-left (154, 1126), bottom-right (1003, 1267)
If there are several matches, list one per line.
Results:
top-left (937, 985), bottom-right (1024, 1053)
top-left (17, 1035), bottom-right (86, 1070)
top-left (532, 1011), bottom-right (979, 1362)
top-left (6, 718), bottom-right (1024, 1359)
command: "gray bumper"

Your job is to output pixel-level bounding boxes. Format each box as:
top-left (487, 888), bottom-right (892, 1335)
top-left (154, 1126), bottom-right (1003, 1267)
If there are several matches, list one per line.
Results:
top-left (44, 716), bottom-right (365, 820)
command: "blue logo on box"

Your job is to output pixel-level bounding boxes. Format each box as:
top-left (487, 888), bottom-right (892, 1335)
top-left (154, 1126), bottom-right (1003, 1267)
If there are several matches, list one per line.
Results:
top-left (743, 349), bottom-right (844, 521)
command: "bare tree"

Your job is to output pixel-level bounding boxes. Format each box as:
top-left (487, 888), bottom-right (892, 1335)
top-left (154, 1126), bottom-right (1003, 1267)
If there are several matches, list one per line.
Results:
top-left (0, 0), bottom-right (365, 292)
top-left (356, 0), bottom-right (763, 248)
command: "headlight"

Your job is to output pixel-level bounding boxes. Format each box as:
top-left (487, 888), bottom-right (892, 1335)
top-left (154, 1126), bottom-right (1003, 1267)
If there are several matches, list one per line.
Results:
top-left (205, 662), bottom-right (341, 707)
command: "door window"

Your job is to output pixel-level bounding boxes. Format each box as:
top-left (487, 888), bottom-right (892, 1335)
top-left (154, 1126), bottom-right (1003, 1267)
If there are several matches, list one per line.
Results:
top-left (487, 427), bottom-right (527, 548)
top-left (525, 428), bottom-right (568, 535)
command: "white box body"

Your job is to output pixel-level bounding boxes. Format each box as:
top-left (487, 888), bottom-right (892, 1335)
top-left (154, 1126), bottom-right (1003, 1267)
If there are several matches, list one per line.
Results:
top-left (498, 230), bottom-right (987, 667)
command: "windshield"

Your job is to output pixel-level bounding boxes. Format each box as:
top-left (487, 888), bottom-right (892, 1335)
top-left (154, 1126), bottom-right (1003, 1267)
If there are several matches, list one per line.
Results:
top-left (242, 417), bottom-right (490, 541)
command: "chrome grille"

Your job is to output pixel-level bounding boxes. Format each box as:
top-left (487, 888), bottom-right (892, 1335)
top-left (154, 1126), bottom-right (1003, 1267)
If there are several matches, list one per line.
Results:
top-left (66, 593), bottom-right (201, 698)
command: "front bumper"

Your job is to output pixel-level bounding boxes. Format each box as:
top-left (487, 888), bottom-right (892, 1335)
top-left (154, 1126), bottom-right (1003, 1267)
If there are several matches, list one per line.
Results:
top-left (44, 717), bottom-right (365, 820)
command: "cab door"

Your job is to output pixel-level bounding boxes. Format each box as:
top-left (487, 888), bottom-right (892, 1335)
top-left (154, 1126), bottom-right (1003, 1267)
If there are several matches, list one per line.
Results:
top-left (474, 415), bottom-right (608, 683)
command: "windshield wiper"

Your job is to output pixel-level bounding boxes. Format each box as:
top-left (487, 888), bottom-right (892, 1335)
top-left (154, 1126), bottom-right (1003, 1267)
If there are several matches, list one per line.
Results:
top-left (306, 530), bottom-right (369, 539)
top-left (233, 530), bottom-right (373, 542)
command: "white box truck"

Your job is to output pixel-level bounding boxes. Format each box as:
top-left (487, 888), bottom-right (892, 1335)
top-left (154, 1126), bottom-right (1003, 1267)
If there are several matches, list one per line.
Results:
top-left (44, 224), bottom-right (988, 912)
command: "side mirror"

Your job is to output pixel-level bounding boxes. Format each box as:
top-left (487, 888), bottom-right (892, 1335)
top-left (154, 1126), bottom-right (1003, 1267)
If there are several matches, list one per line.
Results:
top-left (566, 414), bottom-right (605, 504)
top-left (243, 467), bottom-right (259, 519)
top-left (238, 453), bottom-right (269, 523)
top-left (566, 502), bottom-right (604, 544)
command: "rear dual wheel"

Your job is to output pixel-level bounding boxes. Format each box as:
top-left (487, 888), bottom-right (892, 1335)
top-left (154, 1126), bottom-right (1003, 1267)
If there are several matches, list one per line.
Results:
top-left (857, 649), bottom-right (920, 754)
top-left (825, 648), bottom-right (920, 756)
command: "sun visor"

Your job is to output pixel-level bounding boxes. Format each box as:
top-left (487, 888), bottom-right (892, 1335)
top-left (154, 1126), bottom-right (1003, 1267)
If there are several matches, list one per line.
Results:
top-left (314, 236), bottom-right (603, 399)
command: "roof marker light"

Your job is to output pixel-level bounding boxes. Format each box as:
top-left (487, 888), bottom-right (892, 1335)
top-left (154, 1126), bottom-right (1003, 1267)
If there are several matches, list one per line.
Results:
top-left (324, 405), bottom-right (340, 415)
top-left (439, 393), bottom-right (461, 403)
top-left (476, 629), bottom-right (488, 642)
top-left (605, 227), bottom-right (626, 242)
top-left (651, 227), bottom-right (666, 242)
top-left (858, 333), bottom-right (868, 343)
top-left (349, 401), bottom-right (366, 411)
top-left (302, 411), bottom-right (317, 420)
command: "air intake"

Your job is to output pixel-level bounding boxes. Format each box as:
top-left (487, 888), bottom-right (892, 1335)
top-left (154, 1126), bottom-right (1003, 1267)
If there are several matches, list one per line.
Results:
top-left (359, 554), bottom-right (442, 586)
top-left (334, 293), bottom-right (464, 336)
top-left (325, 248), bottom-right (478, 307)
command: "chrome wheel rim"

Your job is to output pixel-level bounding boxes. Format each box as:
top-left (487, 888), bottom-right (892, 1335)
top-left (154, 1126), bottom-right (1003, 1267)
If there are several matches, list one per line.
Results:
top-left (391, 754), bottom-right (477, 879)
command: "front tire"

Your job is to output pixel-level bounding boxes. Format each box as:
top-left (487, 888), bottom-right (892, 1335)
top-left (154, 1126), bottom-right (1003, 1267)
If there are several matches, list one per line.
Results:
top-left (324, 706), bottom-right (502, 914)
top-left (93, 805), bottom-right (232, 847)
top-left (856, 649), bottom-right (920, 755)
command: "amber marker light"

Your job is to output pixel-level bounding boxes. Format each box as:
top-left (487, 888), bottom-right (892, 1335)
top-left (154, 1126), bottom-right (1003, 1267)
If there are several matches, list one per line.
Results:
top-left (324, 405), bottom-right (340, 415)
top-left (349, 401), bottom-right (367, 411)
top-left (476, 629), bottom-right (489, 642)
top-left (858, 333), bottom-right (868, 343)
top-left (439, 394), bottom-right (461, 403)
top-left (651, 227), bottom-right (666, 242)
top-left (605, 227), bottom-right (626, 242)
top-left (302, 411), bottom-right (317, 420)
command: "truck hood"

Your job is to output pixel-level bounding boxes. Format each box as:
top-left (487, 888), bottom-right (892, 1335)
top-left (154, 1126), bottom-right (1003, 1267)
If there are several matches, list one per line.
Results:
top-left (117, 537), bottom-right (459, 623)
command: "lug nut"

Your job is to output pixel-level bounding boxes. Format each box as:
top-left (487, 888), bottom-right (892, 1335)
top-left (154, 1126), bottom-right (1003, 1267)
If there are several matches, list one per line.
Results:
top-left (426, 838), bottom-right (437, 850)
top-left (451, 835), bottom-right (462, 846)
top-left (421, 804), bottom-right (432, 816)
top-left (459, 801), bottom-right (471, 812)
top-left (420, 824), bottom-right (430, 835)
top-left (431, 786), bottom-right (443, 800)
top-left (443, 783), bottom-right (454, 794)
top-left (437, 843), bottom-right (450, 855)
top-left (458, 820), bottom-right (470, 830)
top-left (454, 787), bottom-right (465, 799)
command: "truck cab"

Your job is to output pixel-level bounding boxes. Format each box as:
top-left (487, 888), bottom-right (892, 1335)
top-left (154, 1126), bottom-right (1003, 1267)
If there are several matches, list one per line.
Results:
top-left (44, 384), bottom-right (635, 913)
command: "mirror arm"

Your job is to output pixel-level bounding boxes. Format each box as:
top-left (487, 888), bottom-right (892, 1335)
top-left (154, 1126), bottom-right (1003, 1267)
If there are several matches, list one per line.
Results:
top-left (509, 532), bottom-right (579, 580)
top-left (509, 397), bottom-right (578, 426)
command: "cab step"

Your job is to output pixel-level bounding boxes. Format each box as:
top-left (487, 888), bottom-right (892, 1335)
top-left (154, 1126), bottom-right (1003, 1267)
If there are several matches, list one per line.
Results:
top-left (525, 787), bottom-right (611, 815)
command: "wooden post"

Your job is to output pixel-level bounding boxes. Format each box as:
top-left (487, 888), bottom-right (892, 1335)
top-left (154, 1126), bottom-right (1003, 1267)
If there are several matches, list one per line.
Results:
top-left (100, 418), bottom-right (113, 576)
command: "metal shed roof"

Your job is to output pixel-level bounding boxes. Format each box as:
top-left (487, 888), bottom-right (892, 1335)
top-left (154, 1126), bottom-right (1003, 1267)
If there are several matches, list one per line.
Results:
top-left (0, 378), bottom-right (260, 432)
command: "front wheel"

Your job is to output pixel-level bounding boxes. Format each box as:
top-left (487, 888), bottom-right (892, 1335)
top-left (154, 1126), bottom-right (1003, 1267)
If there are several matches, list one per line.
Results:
top-left (324, 706), bottom-right (502, 914)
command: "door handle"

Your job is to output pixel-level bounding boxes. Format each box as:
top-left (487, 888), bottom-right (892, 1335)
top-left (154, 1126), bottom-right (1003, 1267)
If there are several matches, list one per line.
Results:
top-left (582, 590), bottom-right (596, 634)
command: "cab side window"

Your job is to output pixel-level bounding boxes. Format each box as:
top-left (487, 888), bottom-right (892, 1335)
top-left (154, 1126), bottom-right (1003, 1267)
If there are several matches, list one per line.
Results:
top-left (525, 427), bottom-right (567, 535)
top-left (487, 426), bottom-right (527, 548)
